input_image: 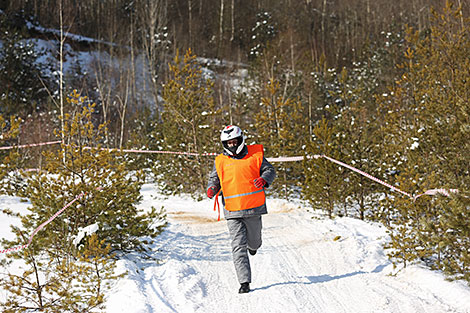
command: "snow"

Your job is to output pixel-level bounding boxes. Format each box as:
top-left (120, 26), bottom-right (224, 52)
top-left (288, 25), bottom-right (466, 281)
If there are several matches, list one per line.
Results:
top-left (1, 184), bottom-right (470, 313)
top-left (26, 21), bottom-right (118, 48)
top-left (410, 142), bottom-right (419, 150)
top-left (72, 222), bottom-right (99, 246)
top-left (0, 195), bottom-right (31, 242)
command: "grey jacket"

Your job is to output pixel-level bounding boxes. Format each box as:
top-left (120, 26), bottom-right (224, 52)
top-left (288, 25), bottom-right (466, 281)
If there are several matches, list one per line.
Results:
top-left (207, 145), bottom-right (276, 219)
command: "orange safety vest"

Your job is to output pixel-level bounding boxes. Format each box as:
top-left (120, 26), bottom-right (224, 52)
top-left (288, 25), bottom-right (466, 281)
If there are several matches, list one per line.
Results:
top-left (215, 144), bottom-right (266, 211)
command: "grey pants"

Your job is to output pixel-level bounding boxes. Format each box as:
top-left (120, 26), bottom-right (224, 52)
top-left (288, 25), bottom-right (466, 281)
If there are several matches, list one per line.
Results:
top-left (226, 216), bottom-right (263, 284)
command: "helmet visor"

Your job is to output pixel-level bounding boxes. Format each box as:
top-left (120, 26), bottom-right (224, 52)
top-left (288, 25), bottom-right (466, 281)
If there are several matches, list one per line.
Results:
top-left (222, 136), bottom-right (244, 155)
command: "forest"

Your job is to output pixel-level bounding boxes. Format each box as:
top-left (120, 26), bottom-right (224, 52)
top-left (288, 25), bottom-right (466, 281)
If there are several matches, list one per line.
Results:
top-left (0, 0), bottom-right (469, 310)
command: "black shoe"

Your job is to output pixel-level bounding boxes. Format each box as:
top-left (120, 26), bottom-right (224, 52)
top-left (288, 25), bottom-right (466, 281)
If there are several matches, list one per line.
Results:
top-left (238, 282), bottom-right (250, 294)
top-left (248, 248), bottom-right (257, 256)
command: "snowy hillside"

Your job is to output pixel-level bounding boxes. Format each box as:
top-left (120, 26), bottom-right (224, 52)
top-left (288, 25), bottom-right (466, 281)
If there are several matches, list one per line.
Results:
top-left (1, 184), bottom-right (470, 313)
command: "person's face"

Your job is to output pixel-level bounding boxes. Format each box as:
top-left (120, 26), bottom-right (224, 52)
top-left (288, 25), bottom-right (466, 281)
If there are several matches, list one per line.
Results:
top-left (227, 139), bottom-right (238, 147)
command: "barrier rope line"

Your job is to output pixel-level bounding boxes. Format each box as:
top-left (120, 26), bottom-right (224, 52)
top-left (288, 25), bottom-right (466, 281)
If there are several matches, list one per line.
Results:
top-left (84, 146), bottom-right (218, 156)
top-left (1, 141), bottom-right (460, 201)
top-left (264, 154), bottom-right (458, 199)
top-left (0, 140), bottom-right (61, 150)
top-left (0, 141), bottom-right (459, 253)
top-left (320, 155), bottom-right (414, 198)
top-left (413, 188), bottom-right (459, 200)
top-left (0, 192), bottom-right (86, 254)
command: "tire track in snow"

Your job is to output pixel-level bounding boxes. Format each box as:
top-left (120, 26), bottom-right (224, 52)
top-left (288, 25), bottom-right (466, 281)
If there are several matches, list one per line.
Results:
top-left (252, 213), bottom-right (355, 313)
top-left (106, 192), bottom-right (470, 313)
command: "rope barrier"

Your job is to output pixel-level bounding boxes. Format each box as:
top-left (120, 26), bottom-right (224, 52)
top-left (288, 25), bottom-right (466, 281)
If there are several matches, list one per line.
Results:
top-left (267, 154), bottom-right (458, 200)
top-left (413, 188), bottom-right (459, 200)
top-left (1, 141), bottom-right (461, 201)
top-left (320, 155), bottom-right (414, 198)
top-left (0, 140), bottom-right (61, 150)
top-left (0, 141), bottom-right (459, 253)
top-left (83, 146), bottom-right (218, 156)
top-left (0, 192), bottom-right (86, 254)
top-left (1, 140), bottom-right (460, 200)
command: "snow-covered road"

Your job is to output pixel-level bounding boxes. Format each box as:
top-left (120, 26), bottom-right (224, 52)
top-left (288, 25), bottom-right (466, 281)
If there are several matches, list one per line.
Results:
top-left (105, 184), bottom-right (470, 313)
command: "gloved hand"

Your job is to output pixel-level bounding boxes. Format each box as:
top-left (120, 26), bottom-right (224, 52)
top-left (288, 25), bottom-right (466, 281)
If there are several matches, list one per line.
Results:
top-left (253, 177), bottom-right (266, 189)
top-left (207, 186), bottom-right (217, 199)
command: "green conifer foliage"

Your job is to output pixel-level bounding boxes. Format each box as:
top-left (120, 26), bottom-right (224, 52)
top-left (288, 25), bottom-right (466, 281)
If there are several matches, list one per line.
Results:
top-left (382, 167), bottom-right (427, 268)
top-left (303, 118), bottom-right (346, 218)
top-left (1, 91), bottom-right (165, 311)
top-left (332, 67), bottom-right (384, 219)
top-left (0, 234), bottom-right (122, 312)
top-left (441, 196), bottom-right (470, 281)
top-left (0, 114), bottom-right (21, 194)
top-left (19, 91), bottom-right (165, 254)
top-left (0, 25), bottom-right (50, 117)
top-left (254, 78), bottom-right (308, 199)
top-left (320, 28), bottom-right (406, 219)
top-left (153, 49), bottom-right (220, 196)
top-left (380, 3), bottom-right (470, 281)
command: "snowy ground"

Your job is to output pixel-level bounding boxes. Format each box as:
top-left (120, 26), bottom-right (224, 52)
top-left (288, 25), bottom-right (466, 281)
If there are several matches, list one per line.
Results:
top-left (1, 184), bottom-right (470, 313)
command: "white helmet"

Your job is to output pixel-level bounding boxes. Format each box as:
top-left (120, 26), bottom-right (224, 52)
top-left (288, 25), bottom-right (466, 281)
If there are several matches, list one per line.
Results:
top-left (220, 125), bottom-right (246, 156)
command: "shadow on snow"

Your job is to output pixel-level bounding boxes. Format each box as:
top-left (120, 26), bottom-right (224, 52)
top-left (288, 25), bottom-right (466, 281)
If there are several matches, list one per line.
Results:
top-left (252, 263), bottom-right (389, 292)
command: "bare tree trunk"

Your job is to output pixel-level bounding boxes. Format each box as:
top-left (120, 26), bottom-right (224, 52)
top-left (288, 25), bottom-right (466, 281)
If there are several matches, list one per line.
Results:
top-left (457, 0), bottom-right (465, 30)
top-left (191, 122), bottom-right (205, 192)
top-left (93, 58), bottom-right (111, 146)
top-left (283, 168), bottom-right (288, 200)
top-left (58, 0), bottom-right (68, 165)
top-left (129, 11), bottom-right (138, 123)
top-left (321, 0), bottom-right (327, 56)
top-left (188, 0), bottom-right (193, 47)
top-left (116, 12), bottom-right (135, 149)
top-left (230, 0), bottom-right (235, 42)
top-left (138, 0), bottom-right (168, 121)
top-left (366, 0), bottom-right (370, 26)
top-left (59, 0), bottom-right (64, 146)
top-left (117, 91), bottom-right (128, 150)
top-left (227, 82), bottom-right (233, 124)
top-left (92, 0), bottom-right (122, 147)
top-left (308, 92), bottom-right (313, 140)
top-left (31, 255), bottom-right (44, 309)
top-left (218, 0), bottom-right (225, 57)
top-left (353, 10), bottom-right (358, 57)
top-left (290, 29), bottom-right (295, 72)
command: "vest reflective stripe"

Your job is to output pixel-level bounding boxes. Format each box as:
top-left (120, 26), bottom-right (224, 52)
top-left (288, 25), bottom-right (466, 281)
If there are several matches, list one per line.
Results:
top-left (215, 145), bottom-right (266, 211)
top-left (224, 188), bottom-right (265, 200)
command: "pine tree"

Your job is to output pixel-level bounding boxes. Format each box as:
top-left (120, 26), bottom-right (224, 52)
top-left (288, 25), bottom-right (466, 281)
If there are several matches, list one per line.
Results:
top-left (152, 49), bottom-right (220, 196)
top-left (0, 235), bottom-right (121, 312)
top-left (303, 118), bottom-right (346, 218)
top-left (440, 196), bottom-right (470, 281)
top-left (382, 167), bottom-right (428, 269)
top-left (18, 91), bottom-right (165, 254)
top-left (380, 2), bottom-right (470, 281)
top-left (333, 67), bottom-right (386, 219)
top-left (319, 27), bottom-right (406, 220)
top-left (1, 91), bottom-right (165, 311)
top-left (253, 78), bottom-right (308, 199)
